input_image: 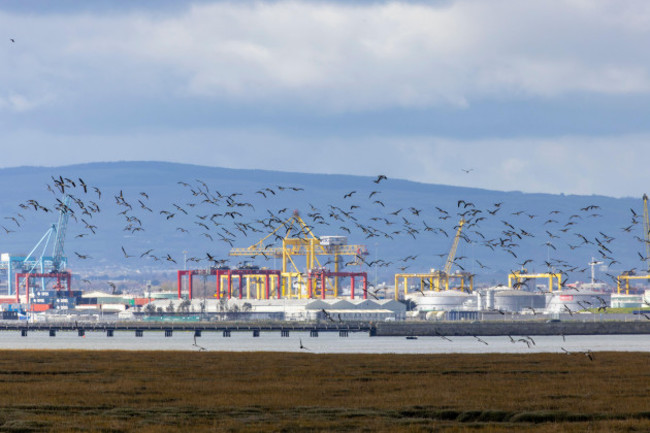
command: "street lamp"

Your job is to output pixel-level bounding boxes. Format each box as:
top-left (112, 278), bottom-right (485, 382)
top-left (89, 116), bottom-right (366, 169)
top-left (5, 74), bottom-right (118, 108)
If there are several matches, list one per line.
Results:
top-left (589, 257), bottom-right (603, 286)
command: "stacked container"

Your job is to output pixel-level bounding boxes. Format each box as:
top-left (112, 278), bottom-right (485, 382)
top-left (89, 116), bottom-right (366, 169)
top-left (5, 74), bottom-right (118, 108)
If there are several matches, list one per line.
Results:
top-left (31, 290), bottom-right (83, 310)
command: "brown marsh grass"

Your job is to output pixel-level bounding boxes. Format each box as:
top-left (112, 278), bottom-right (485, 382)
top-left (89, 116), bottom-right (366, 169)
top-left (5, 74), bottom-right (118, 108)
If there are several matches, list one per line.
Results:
top-left (0, 350), bottom-right (647, 431)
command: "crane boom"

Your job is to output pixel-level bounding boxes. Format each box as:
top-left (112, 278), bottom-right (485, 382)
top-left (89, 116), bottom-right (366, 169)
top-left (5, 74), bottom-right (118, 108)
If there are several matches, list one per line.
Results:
top-left (229, 212), bottom-right (367, 258)
top-left (643, 194), bottom-right (650, 274)
top-left (443, 219), bottom-right (464, 275)
top-left (51, 195), bottom-right (71, 271)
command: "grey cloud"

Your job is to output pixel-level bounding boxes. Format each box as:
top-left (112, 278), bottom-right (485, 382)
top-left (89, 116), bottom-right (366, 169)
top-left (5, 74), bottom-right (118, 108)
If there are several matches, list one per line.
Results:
top-left (3, 1), bottom-right (650, 113)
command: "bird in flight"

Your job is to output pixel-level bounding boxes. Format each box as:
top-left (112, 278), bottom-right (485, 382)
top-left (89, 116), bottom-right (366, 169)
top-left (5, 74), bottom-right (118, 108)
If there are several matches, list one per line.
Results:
top-left (461, 168), bottom-right (474, 174)
top-left (10, 38), bottom-right (15, 43)
top-left (373, 174), bottom-right (387, 184)
top-left (473, 335), bottom-right (488, 345)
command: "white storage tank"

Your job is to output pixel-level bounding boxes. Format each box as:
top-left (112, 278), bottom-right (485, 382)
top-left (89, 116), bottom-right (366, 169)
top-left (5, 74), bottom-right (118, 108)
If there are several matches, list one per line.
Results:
top-left (407, 290), bottom-right (471, 312)
top-left (476, 286), bottom-right (514, 311)
top-left (493, 290), bottom-right (545, 313)
top-left (546, 291), bottom-right (610, 313)
top-left (611, 294), bottom-right (643, 309)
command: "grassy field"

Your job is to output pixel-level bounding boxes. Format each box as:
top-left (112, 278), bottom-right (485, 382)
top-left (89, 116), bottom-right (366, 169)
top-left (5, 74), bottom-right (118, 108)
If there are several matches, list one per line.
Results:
top-left (0, 351), bottom-right (648, 432)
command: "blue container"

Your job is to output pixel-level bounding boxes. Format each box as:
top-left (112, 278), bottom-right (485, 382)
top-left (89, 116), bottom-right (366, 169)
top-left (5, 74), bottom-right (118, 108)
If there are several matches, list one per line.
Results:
top-left (78, 297), bottom-right (97, 305)
top-left (448, 311), bottom-right (479, 321)
top-left (2, 311), bottom-right (18, 320)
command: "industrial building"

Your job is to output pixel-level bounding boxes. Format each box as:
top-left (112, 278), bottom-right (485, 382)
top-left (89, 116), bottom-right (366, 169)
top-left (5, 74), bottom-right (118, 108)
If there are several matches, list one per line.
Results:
top-left (127, 298), bottom-right (406, 322)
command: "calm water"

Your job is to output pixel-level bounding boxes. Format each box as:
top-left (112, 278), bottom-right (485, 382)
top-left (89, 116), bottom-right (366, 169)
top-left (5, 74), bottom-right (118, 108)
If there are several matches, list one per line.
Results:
top-left (0, 330), bottom-right (648, 353)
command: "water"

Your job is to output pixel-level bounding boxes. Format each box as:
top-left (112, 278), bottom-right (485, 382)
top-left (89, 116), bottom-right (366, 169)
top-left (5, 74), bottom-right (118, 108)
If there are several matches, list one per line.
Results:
top-left (0, 330), bottom-right (648, 353)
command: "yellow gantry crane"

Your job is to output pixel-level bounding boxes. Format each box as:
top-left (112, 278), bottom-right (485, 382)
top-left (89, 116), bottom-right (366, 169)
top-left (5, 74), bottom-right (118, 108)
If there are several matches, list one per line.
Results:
top-left (394, 218), bottom-right (473, 299)
top-left (229, 211), bottom-right (368, 298)
top-left (617, 194), bottom-right (650, 294)
top-left (508, 271), bottom-right (562, 292)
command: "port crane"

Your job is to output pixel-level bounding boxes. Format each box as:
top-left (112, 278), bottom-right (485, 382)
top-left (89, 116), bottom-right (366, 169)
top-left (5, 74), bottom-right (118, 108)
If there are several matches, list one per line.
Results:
top-left (617, 194), bottom-right (650, 294)
top-left (435, 218), bottom-right (474, 291)
top-left (10, 195), bottom-right (72, 300)
top-left (229, 211), bottom-right (368, 298)
top-left (508, 271), bottom-right (562, 292)
top-left (394, 218), bottom-right (474, 299)
top-left (23, 194), bottom-right (71, 274)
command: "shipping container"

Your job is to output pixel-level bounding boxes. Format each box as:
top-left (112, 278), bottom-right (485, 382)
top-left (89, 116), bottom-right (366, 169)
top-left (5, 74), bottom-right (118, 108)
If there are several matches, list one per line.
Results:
top-left (1, 311), bottom-right (17, 320)
top-left (77, 298), bottom-right (98, 305)
top-left (54, 299), bottom-right (76, 306)
top-left (32, 298), bottom-right (55, 304)
top-left (134, 298), bottom-right (153, 306)
top-left (447, 311), bottom-right (479, 321)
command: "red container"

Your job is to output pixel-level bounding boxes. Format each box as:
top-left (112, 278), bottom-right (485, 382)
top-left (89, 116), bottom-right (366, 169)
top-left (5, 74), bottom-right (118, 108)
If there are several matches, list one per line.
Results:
top-left (134, 298), bottom-right (153, 306)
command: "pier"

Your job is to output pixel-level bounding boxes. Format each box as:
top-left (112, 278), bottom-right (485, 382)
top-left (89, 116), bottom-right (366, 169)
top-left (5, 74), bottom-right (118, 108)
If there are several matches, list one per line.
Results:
top-left (2, 320), bottom-right (650, 337)
top-left (0, 321), bottom-right (373, 336)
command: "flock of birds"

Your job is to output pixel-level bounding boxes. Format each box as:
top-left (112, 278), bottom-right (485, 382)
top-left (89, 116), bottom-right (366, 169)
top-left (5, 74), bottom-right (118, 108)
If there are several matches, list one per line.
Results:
top-left (1, 169), bottom-right (647, 299)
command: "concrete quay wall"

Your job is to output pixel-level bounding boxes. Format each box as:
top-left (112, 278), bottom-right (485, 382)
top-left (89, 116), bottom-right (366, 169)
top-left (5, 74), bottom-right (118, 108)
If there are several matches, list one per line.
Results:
top-left (374, 321), bottom-right (650, 337)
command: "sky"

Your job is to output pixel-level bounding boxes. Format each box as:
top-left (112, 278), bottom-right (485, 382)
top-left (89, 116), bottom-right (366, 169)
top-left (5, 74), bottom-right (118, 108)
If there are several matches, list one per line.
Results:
top-left (2, 0), bottom-right (650, 198)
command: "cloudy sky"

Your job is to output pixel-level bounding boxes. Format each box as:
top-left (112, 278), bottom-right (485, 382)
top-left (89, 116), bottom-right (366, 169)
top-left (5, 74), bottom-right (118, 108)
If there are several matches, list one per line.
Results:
top-left (2, 0), bottom-right (650, 197)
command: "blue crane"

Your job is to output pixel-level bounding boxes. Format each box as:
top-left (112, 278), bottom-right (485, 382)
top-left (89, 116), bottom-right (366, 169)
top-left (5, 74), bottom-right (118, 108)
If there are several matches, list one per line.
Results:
top-left (23, 194), bottom-right (71, 273)
top-left (51, 195), bottom-right (71, 272)
top-left (5, 195), bottom-right (72, 296)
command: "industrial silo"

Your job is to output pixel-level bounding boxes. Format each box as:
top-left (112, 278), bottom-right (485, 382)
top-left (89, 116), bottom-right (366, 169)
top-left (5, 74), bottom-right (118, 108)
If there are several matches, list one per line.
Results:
top-left (545, 291), bottom-right (610, 313)
top-left (493, 290), bottom-right (545, 313)
top-left (408, 290), bottom-right (472, 312)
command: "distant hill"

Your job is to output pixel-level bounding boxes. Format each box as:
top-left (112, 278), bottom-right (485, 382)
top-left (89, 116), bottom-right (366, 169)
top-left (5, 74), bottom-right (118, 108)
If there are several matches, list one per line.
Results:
top-left (0, 161), bottom-right (644, 288)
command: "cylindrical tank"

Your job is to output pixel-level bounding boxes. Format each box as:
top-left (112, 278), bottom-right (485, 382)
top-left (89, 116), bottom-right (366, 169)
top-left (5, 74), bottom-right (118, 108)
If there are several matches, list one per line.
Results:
top-left (545, 291), bottom-right (610, 313)
top-left (476, 291), bottom-right (484, 311)
top-left (425, 311), bottom-right (446, 321)
top-left (493, 290), bottom-right (545, 313)
top-left (408, 290), bottom-right (471, 312)
top-left (487, 289), bottom-right (495, 310)
top-left (610, 294), bottom-right (641, 309)
top-left (475, 288), bottom-right (502, 311)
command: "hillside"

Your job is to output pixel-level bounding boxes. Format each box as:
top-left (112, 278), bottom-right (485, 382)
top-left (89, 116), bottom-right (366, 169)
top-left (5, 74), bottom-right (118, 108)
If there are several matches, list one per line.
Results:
top-left (0, 161), bottom-right (643, 287)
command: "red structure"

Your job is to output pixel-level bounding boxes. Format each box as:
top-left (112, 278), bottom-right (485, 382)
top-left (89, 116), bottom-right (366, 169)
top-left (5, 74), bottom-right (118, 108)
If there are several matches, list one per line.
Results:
top-left (307, 269), bottom-right (368, 300)
top-left (14, 272), bottom-right (72, 303)
top-left (177, 269), bottom-right (282, 300)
